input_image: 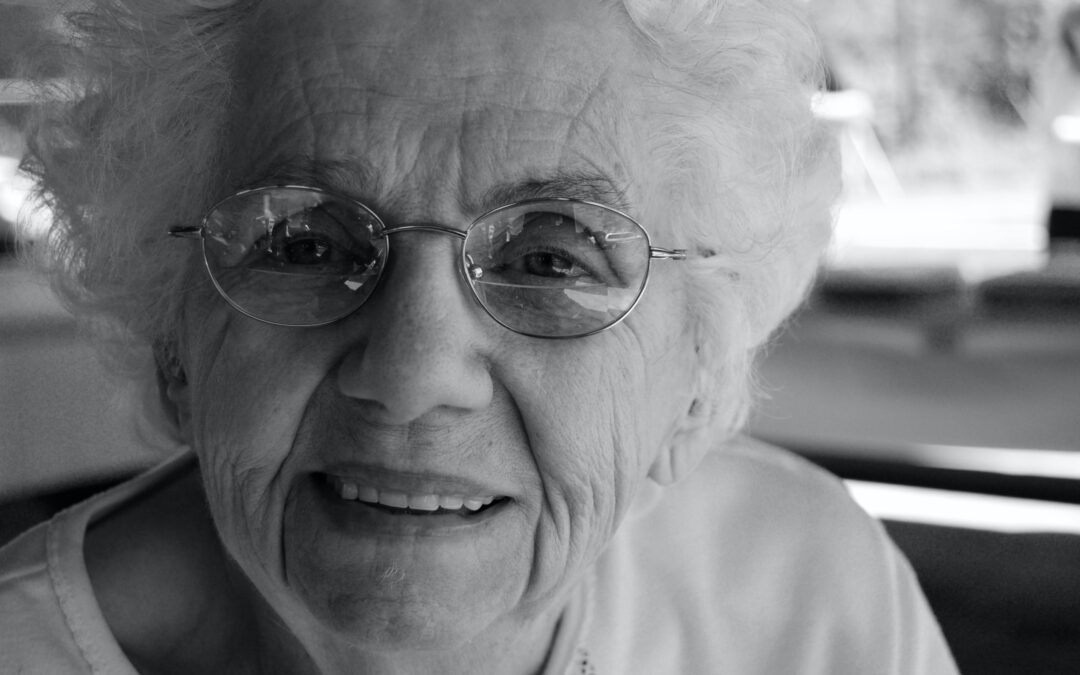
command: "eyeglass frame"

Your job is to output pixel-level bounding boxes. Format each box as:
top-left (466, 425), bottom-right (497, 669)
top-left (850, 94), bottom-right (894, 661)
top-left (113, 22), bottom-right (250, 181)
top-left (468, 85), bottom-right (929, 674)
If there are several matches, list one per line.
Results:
top-left (168, 184), bottom-right (688, 339)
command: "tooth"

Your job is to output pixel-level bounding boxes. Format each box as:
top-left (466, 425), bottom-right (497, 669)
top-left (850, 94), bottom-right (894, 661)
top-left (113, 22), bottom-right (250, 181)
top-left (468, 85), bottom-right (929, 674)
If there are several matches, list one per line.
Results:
top-left (327, 478), bottom-right (501, 512)
top-left (408, 494), bottom-right (440, 511)
top-left (439, 495), bottom-right (464, 510)
top-left (380, 491), bottom-right (409, 509)
top-left (340, 482), bottom-right (359, 500)
top-left (357, 485), bottom-right (378, 503)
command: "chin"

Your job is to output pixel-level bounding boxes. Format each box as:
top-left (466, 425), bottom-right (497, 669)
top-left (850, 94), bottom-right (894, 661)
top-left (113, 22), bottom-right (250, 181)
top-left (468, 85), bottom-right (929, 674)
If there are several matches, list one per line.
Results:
top-left (278, 494), bottom-right (527, 654)
top-left (315, 593), bottom-right (488, 651)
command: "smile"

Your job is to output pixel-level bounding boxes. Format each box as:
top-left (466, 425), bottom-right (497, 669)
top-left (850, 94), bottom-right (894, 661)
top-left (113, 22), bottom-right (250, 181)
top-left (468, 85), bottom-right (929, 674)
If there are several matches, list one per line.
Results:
top-left (324, 474), bottom-right (506, 515)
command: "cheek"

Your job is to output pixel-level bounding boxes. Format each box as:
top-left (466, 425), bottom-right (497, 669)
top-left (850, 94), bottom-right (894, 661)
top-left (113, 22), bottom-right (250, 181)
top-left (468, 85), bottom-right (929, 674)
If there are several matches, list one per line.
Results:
top-left (519, 284), bottom-right (695, 545)
top-left (509, 337), bottom-right (660, 572)
top-left (181, 311), bottom-right (339, 564)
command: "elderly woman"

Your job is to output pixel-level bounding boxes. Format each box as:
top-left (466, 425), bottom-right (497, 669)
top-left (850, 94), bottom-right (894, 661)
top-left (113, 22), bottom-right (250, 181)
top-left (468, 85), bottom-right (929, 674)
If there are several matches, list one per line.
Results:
top-left (0, 0), bottom-right (957, 672)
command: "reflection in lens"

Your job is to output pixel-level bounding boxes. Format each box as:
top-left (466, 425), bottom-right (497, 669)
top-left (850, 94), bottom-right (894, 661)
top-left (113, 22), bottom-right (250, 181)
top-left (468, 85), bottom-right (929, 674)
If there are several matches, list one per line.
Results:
top-left (464, 200), bottom-right (650, 336)
top-left (211, 266), bottom-right (381, 325)
top-left (470, 280), bottom-right (638, 337)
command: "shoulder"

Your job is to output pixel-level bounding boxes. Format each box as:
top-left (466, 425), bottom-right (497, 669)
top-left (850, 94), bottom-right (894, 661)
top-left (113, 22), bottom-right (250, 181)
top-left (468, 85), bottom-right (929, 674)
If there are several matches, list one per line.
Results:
top-left (690, 437), bottom-right (909, 610)
top-left (703, 435), bottom-right (882, 550)
top-left (630, 436), bottom-right (885, 570)
top-left (586, 436), bottom-right (957, 674)
top-left (612, 436), bottom-right (892, 602)
top-left (0, 449), bottom-right (197, 674)
top-left (0, 503), bottom-right (119, 672)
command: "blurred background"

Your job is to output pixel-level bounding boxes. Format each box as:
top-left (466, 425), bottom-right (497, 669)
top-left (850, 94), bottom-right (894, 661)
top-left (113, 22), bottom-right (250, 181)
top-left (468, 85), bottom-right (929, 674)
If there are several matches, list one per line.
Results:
top-left (2, 0), bottom-right (1080, 672)
top-left (757, 3), bottom-right (1080, 671)
top-left (751, 0), bottom-right (1080, 478)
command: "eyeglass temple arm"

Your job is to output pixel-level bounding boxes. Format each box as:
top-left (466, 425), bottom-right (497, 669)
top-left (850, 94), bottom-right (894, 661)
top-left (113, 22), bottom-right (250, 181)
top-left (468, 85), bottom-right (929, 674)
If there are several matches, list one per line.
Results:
top-left (168, 225), bottom-right (202, 239)
top-left (650, 247), bottom-right (687, 261)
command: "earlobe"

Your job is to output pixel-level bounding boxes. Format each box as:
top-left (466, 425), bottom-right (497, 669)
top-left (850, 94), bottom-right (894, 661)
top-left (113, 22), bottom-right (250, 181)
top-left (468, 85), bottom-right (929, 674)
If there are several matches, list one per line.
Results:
top-left (648, 398), bottom-right (713, 486)
top-left (154, 343), bottom-right (193, 440)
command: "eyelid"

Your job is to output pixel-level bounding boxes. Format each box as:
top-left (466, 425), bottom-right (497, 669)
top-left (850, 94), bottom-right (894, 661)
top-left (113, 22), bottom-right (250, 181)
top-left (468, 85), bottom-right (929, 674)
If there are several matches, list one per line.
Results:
top-left (486, 229), bottom-right (622, 286)
top-left (516, 243), bottom-right (606, 279)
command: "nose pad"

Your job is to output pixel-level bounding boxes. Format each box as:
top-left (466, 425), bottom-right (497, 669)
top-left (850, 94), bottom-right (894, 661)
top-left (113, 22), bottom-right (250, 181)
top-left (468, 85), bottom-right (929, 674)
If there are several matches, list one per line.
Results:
top-left (335, 232), bottom-right (493, 425)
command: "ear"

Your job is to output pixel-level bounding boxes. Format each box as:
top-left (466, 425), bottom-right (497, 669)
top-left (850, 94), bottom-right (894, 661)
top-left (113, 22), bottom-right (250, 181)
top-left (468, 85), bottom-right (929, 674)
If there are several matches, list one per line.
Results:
top-left (154, 342), bottom-right (193, 440)
top-left (648, 398), bottom-right (714, 486)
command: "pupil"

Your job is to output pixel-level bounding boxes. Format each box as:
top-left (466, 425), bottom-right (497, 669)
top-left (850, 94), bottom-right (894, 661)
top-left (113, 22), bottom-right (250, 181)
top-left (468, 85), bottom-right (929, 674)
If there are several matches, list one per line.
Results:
top-left (527, 252), bottom-right (573, 276)
top-left (288, 239), bottom-right (329, 263)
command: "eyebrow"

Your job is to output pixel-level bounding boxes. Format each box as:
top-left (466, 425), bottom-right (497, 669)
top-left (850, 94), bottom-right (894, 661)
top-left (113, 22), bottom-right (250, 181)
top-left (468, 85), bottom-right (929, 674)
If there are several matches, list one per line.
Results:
top-left (474, 172), bottom-right (633, 215)
top-left (250, 156), bottom-right (379, 197)
top-left (249, 156), bottom-right (634, 216)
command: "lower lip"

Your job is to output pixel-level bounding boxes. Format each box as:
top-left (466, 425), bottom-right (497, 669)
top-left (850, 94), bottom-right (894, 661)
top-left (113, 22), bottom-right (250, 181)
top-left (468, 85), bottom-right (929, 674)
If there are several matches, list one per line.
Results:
top-left (307, 474), bottom-right (511, 537)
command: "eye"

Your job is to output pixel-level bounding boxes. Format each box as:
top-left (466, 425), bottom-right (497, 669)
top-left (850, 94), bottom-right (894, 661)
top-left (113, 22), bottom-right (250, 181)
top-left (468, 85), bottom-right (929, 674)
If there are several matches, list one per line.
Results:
top-left (512, 249), bottom-right (589, 279)
top-left (481, 211), bottom-right (616, 286)
top-left (267, 223), bottom-right (344, 266)
top-left (245, 203), bottom-right (376, 275)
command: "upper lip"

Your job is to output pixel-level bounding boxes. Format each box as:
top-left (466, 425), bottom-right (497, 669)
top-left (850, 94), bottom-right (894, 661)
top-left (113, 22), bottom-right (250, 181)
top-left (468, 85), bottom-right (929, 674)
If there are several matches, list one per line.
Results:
top-left (317, 462), bottom-right (512, 499)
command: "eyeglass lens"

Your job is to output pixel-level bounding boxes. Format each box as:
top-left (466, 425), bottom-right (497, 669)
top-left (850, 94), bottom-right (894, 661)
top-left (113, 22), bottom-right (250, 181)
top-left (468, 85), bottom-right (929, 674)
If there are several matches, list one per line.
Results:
top-left (199, 187), bottom-right (652, 336)
top-left (462, 201), bottom-right (649, 337)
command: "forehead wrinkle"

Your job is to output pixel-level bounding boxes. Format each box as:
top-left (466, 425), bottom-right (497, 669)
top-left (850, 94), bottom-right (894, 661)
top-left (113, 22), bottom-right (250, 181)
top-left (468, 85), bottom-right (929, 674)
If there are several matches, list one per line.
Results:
top-left (232, 32), bottom-right (322, 192)
top-left (238, 7), bottom-right (645, 222)
top-left (450, 75), bottom-right (638, 216)
top-left (239, 106), bottom-right (635, 222)
top-left (551, 64), bottom-right (642, 211)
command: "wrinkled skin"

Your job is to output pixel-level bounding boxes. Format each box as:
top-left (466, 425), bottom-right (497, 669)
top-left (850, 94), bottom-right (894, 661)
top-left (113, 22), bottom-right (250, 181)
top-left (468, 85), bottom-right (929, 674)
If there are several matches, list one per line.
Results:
top-left (169, 0), bottom-right (705, 672)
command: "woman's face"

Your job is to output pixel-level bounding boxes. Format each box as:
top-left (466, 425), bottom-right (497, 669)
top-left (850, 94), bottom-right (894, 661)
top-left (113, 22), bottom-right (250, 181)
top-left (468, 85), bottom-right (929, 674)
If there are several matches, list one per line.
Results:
top-left (174, 0), bottom-right (701, 656)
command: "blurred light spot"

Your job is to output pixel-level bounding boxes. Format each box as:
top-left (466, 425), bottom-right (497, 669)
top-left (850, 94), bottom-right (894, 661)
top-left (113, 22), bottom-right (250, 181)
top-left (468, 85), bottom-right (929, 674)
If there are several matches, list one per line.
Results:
top-left (905, 444), bottom-right (1080, 481)
top-left (0, 155), bottom-right (51, 240)
top-left (847, 480), bottom-right (1080, 534)
top-left (1052, 114), bottom-right (1080, 143)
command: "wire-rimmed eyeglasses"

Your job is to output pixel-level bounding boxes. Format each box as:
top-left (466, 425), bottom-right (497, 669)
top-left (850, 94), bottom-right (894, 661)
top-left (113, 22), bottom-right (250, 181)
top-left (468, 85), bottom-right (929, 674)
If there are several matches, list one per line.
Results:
top-left (168, 185), bottom-right (686, 338)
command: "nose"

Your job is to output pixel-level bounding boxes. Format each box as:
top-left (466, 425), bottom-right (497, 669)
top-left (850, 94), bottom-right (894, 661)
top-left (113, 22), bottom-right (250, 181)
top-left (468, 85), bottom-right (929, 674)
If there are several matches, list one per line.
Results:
top-left (335, 231), bottom-right (494, 425)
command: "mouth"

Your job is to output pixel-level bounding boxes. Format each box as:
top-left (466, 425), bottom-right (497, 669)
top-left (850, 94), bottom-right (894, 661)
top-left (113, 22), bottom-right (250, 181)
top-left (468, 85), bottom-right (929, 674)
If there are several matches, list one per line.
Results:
top-left (320, 473), bottom-right (510, 517)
